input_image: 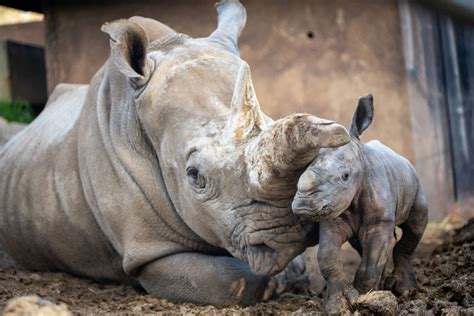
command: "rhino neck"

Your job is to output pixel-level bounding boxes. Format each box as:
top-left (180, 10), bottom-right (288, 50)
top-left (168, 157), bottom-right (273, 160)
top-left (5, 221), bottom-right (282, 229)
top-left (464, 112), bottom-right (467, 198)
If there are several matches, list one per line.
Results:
top-left (77, 63), bottom-right (220, 275)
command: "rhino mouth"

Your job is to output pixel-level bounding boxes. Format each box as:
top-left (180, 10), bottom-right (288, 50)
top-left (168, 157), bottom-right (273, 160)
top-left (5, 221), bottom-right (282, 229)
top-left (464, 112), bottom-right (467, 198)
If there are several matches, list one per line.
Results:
top-left (292, 192), bottom-right (330, 219)
top-left (229, 201), bottom-right (315, 276)
top-left (292, 204), bottom-right (330, 220)
top-left (292, 198), bottom-right (345, 221)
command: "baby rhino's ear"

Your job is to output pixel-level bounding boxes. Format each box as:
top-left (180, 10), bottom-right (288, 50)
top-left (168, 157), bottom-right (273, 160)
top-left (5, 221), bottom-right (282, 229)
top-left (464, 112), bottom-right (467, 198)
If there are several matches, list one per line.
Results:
top-left (349, 94), bottom-right (374, 139)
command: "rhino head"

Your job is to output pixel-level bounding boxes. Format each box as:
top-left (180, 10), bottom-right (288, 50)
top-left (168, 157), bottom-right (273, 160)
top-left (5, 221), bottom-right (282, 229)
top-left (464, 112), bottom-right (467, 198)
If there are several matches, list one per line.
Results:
top-left (101, 1), bottom-right (350, 276)
top-left (292, 95), bottom-right (374, 221)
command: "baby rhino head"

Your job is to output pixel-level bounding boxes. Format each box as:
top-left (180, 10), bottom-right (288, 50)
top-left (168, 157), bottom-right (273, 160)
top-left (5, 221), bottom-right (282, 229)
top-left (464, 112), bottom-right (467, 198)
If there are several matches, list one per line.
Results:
top-left (292, 95), bottom-right (374, 221)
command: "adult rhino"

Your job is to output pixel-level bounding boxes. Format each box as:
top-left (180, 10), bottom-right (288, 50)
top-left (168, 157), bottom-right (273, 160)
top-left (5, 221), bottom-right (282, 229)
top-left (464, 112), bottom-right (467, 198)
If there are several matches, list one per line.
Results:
top-left (0, 0), bottom-right (350, 306)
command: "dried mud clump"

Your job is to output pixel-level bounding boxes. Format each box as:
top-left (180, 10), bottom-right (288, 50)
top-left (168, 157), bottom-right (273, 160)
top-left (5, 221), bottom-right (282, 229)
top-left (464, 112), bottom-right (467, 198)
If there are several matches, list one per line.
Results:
top-left (3, 295), bottom-right (71, 316)
top-left (355, 291), bottom-right (398, 315)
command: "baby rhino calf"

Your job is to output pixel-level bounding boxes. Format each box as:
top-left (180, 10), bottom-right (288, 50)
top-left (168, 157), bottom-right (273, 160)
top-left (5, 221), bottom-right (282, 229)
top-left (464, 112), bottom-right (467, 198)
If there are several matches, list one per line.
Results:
top-left (292, 95), bottom-right (428, 313)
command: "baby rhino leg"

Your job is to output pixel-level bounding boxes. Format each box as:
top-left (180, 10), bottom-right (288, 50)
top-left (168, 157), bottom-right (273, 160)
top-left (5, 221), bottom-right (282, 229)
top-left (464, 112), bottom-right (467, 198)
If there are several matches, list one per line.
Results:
top-left (354, 220), bottom-right (394, 293)
top-left (318, 219), bottom-right (359, 314)
top-left (386, 190), bottom-right (428, 295)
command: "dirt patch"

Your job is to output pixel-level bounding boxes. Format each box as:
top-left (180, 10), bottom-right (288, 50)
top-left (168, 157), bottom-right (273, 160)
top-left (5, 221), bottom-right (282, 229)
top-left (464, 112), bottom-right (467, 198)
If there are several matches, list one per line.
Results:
top-left (1, 220), bottom-right (473, 315)
top-left (406, 219), bottom-right (474, 315)
top-left (0, 269), bottom-right (320, 314)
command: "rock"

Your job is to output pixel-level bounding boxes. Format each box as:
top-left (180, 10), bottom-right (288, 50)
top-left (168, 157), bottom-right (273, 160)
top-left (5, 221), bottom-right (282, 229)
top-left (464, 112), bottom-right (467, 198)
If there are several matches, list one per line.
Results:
top-left (2, 295), bottom-right (71, 316)
top-left (355, 290), bottom-right (398, 315)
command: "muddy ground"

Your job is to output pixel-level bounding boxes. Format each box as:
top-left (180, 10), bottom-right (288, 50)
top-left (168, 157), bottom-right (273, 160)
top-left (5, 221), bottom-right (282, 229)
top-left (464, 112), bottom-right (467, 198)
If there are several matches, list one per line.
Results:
top-left (1, 218), bottom-right (473, 315)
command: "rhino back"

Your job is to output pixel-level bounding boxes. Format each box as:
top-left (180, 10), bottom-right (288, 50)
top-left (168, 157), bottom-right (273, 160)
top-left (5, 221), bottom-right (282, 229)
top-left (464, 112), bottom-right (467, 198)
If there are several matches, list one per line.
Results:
top-left (0, 84), bottom-right (127, 282)
top-left (364, 140), bottom-right (420, 225)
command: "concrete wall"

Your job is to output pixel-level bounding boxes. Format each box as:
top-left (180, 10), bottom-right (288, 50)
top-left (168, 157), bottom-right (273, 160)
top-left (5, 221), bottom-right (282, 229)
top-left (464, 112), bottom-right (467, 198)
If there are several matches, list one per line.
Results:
top-left (44, 0), bottom-right (413, 161)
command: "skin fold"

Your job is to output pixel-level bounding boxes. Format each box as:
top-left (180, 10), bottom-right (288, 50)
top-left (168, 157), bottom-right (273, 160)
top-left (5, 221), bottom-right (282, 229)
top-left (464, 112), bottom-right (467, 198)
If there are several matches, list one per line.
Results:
top-left (292, 95), bottom-right (428, 314)
top-left (0, 1), bottom-right (351, 306)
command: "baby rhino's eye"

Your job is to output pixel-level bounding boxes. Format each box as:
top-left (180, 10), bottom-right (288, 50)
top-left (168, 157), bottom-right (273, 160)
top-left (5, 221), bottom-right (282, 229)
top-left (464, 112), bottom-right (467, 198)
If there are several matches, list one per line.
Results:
top-left (342, 172), bottom-right (350, 181)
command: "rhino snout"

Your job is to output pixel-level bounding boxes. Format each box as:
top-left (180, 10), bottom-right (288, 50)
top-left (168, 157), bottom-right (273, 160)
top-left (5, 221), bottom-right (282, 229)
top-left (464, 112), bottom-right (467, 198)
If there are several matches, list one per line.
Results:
top-left (292, 195), bottom-right (332, 221)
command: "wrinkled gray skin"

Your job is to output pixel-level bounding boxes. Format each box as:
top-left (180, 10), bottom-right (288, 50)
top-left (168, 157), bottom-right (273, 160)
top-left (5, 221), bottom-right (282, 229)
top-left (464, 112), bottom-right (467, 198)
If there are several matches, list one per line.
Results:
top-left (292, 95), bottom-right (428, 314)
top-left (0, 1), bottom-right (351, 307)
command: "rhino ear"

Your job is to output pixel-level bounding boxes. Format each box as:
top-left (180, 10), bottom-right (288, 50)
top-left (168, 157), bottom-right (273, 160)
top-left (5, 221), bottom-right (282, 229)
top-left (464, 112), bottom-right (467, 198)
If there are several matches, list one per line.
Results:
top-left (128, 16), bottom-right (176, 42)
top-left (102, 20), bottom-right (151, 88)
top-left (224, 62), bottom-right (267, 143)
top-left (349, 94), bottom-right (374, 139)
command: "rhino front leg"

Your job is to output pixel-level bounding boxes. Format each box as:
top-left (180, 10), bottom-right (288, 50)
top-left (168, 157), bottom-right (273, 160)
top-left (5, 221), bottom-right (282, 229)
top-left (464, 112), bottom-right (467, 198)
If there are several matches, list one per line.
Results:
top-left (318, 218), bottom-right (359, 314)
top-left (386, 191), bottom-right (428, 295)
top-left (137, 252), bottom-right (274, 306)
top-left (354, 219), bottom-right (394, 293)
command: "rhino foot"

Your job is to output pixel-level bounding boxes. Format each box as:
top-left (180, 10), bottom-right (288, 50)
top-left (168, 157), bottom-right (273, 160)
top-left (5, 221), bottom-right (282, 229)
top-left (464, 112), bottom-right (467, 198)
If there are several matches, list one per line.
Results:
top-left (323, 284), bottom-right (359, 315)
top-left (385, 266), bottom-right (417, 297)
top-left (267, 256), bottom-right (309, 298)
top-left (324, 293), bottom-right (352, 315)
top-left (342, 284), bottom-right (359, 304)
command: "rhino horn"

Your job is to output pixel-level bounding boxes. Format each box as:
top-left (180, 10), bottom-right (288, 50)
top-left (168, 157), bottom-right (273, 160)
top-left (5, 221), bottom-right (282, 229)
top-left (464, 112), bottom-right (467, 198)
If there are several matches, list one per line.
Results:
top-left (224, 62), bottom-right (267, 143)
top-left (209, 0), bottom-right (247, 56)
top-left (245, 114), bottom-right (351, 199)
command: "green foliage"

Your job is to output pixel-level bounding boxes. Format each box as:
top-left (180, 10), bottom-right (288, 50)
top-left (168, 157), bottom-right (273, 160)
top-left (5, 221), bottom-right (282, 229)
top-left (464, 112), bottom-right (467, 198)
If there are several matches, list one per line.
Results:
top-left (0, 100), bottom-right (35, 123)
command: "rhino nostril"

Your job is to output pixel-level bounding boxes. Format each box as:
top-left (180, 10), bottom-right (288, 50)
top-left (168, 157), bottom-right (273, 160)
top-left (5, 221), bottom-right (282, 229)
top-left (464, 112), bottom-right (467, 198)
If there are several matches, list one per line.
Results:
top-left (319, 204), bottom-right (331, 213)
top-left (292, 199), bottom-right (312, 212)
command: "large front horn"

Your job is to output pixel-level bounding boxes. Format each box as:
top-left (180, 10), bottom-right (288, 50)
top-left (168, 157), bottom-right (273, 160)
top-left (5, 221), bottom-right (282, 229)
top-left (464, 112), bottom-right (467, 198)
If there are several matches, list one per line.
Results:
top-left (208, 0), bottom-right (247, 56)
top-left (223, 62), bottom-right (267, 144)
top-left (245, 114), bottom-right (351, 200)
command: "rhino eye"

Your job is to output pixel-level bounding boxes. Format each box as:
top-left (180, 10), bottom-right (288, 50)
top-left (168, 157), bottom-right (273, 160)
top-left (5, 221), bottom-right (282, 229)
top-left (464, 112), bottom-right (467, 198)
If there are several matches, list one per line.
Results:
top-left (187, 167), bottom-right (206, 189)
top-left (187, 167), bottom-right (199, 180)
top-left (342, 172), bottom-right (350, 181)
